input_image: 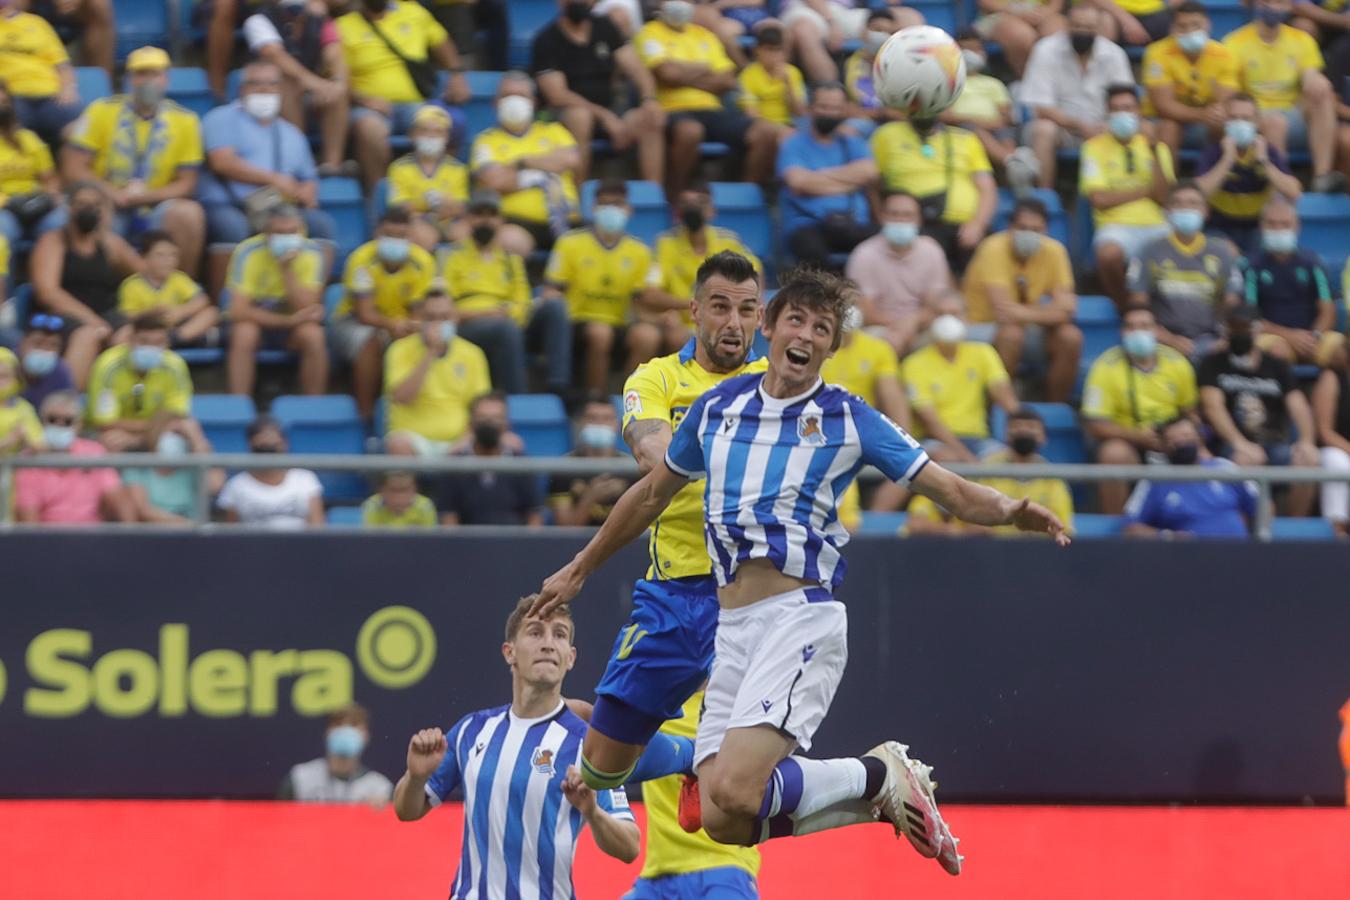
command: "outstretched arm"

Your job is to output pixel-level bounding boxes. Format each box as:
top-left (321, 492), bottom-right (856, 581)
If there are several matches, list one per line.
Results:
top-left (911, 463), bottom-right (1071, 544)
top-left (562, 766), bottom-right (641, 863)
top-left (531, 464), bottom-right (689, 616)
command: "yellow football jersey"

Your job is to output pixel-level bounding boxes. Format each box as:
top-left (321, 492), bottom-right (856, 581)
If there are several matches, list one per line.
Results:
top-left (226, 234), bottom-right (325, 311)
top-left (737, 61), bottom-right (805, 126)
top-left (820, 330), bottom-right (900, 408)
top-left (68, 97), bottom-right (203, 190)
top-left (386, 153), bottom-right (469, 215)
top-left (336, 0), bottom-right (449, 103)
top-left (118, 271), bottom-right (204, 316)
top-left (650, 227), bottom-right (762, 326)
top-left (1082, 346), bottom-right (1197, 429)
top-left (0, 13), bottom-right (67, 97)
top-left (901, 342), bottom-right (1009, 440)
top-left (622, 340), bottom-right (768, 580)
top-left (1224, 23), bottom-right (1323, 111)
top-left (86, 345), bottom-right (193, 425)
top-left (0, 127), bottom-right (52, 200)
top-left (544, 228), bottom-right (652, 326)
top-left (1080, 134), bottom-right (1175, 228)
top-left (337, 240), bottom-right (436, 319)
top-left (870, 122), bottom-right (992, 225)
top-left (440, 241), bottom-right (531, 325)
top-left (1140, 37), bottom-right (1238, 115)
top-left (361, 493), bottom-right (438, 527)
top-left (635, 20), bottom-right (734, 112)
top-left (469, 122), bottom-right (579, 224)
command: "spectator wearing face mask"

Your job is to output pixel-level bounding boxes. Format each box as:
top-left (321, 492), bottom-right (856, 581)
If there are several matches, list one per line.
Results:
top-left (549, 395), bottom-right (632, 526)
top-left (1127, 180), bottom-right (1241, 361)
top-left (435, 391), bottom-right (544, 526)
top-left (1020, 5), bottom-right (1134, 191)
top-left (1123, 416), bottom-right (1256, 538)
top-left (115, 231), bottom-right (220, 349)
top-left (86, 313), bottom-right (193, 452)
top-left (331, 207), bottom-right (436, 418)
top-left (900, 290), bottom-right (1018, 463)
top-left (0, 0), bottom-right (84, 147)
top-left (279, 703), bottom-right (393, 804)
top-left (963, 198), bottom-right (1081, 403)
top-left (0, 79), bottom-right (64, 248)
top-left (736, 23), bottom-right (806, 138)
top-left (383, 288), bottom-right (490, 457)
top-left (542, 179), bottom-right (658, 395)
top-left (217, 415), bottom-right (325, 528)
top-left (1312, 348), bottom-right (1350, 536)
top-left (1242, 199), bottom-right (1340, 368)
top-left (844, 190), bottom-right (950, 357)
top-left (386, 105), bottom-right (469, 251)
top-left (947, 30), bottom-right (1023, 187)
top-left (1194, 92), bottom-right (1302, 255)
top-left (971, 0), bottom-right (1067, 78)
top-left (442, 190), bottom-right (571, 396)
top-left (122, 412), bottom-right (224, 524)
top-left (1141, 3), bottom-right (1237, 157)
top-left (778, 82), bottom-right (878, 271)
top-left (908, 406), bottom-right (1075, 537)
top-left (14, 389), bottom-right (137, 524)
top-left (842, 12), bottom-right (898, 134)
top-left (0, 347), bottom-right (41, 455)
top-left (224, 204), bottom-right (329, 398)
top-left (471, 72), bottom-right (581, 258)
top-left (17, 314), bottom-right (73, 410)
top-left (1083, 303), bottom-right (1199, 513)
top-left (361, 470), bottom-right (437, 527)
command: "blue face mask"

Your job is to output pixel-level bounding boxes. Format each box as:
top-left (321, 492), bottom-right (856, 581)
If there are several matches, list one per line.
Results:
top-left (377, 236), bottom-right (410, 264)
top-left (131, 344), bottom-right (165, 371)
top-left (1261, 229), bottom-right (1298, 254)
top-left (1224, 119), bottom-right (1257, 147)
top-left (593, 205), bottom-right (629, 235)
top-left (22, 348), bottom-right (58, 377)
top-left (1176, 29), bottom-right (1208, 54)
top-left (1122, 329), bottom-right (1157, 360)
top-left (439, 321), bottom-right (457, 343)
top-left (269, 233), bottom-right (303, 258)
top-left (1108, 111), bottom-right (1139, 140)
top-left (1169, 208), bottom-right (1205, 237)
top-left (326, 725), bottom-right (366, 759)
top-left (43, 424), bottom-right (75, 451)
top-left (1256, 6), bottom-right (1289, 26)
top-left (578, 423), bottom-right (617, 451)
top-left (157, 430), bottom-right (189, 456)
top-left (882, 222), bottom-right (918, 247)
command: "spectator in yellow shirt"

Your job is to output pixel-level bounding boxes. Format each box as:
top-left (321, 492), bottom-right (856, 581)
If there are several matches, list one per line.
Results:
top-left (471, 72), bottom-right (581, 256)
top-left (443, 190), bottom-right (571, 394)
top-left (1082, 302), bottom-right (1198, 512)
top-left (947, 31), bottom-right (1021, 176)
top-left (63, 47), bottom-right (207, 278)
top-left (1224, 0), bottom-right (1344, 192)
top-left (736, 24), bottom-right (806, 134)
top-left (900, 291), bottom-right (1020, 463)
top-left (542, 178), bottom-right (660, 394)
top-left (86, 313), bottom-right (194, 451)
top-left (331, 207), bottom-right (436, 417)
top-left (361, 471), bottom-right (438, 526)
top-left (636, 2), bottom-right (777, 196)
top-left (116, 231), bottom-right (220, 347)
top-left (821, 306), bottom-right (911, 428)
top-left (26, 0), bottom-right (114, 85)
top-left (1142, 4), bottom-right (1238, 156)
top-left (0, 347), bottom-right (43, 455)
top-left (387, 105), bottom-right (469, 251)
top-left (0, 79), bottom-right (63, 245)
top-left (225, 204), bottom-right (329, 397)
top-left (384, 288), bottom-right (492, 456)
top-left (0, 3), bottom-right (82, 146)
top-left (339, 0), bottom-right (470, 191)
top-left (963, 197), bottom-right (1082, 403)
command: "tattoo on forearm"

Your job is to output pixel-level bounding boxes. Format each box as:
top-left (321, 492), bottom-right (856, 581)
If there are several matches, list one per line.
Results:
top-left (623, 419), bottom-right (668, 449)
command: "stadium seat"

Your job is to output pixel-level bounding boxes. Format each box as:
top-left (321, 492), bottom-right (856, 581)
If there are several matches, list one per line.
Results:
top-left (858, 511), bottom-right (908, 536)
top-left (177, 347), bottom-right (225, 367)
top-left (1207, 0), bottom-right (1248, 38)
top-left (319, 177), bottom-right (367, 275)
top-left (610, 394), bottom-right (633, 453)
top-left (326, 506), bottom-right (364, 526)
top-left (509, 0), bottom-right (557, 70)
top-left (990, 402), bottom-right (1086, 464)
top-left (115, 0), bottom-right (169, 59)
top-left (192, 394), bottom-right (257, 453)
top-left (9, 283), bottom-right (31, 327)
top-left (1271, 517), bottom-right (1336, 541)
top-left (323, 283), bottom-right (345, 322)
top-left (1072, 513), bottom-right (1123, 538)
top-left (271, 394), bottom-right (369, 501)
top-left (166, 68), bottom-right (215, 118)
top-left (580, 180), bottom-right (668, 244)
top-left (463, 71), bottom-right (504, 139)
top-left (75, 68), bottom-right (112, 104)
top-left (507, 394), bottom-right (571, 456)
top-left (1295, 195), bottom-right (1350, 264)
top-left (368, 178), bottom-right (390, 226)
top-left (711, 183), bottom-right (773, 263)
top-left (908, 1), bottom-right (958, 35)
top-left (1077, 295), bottom-right (1121, 374)
top-left (992, 189), bottom-right (1071, 247)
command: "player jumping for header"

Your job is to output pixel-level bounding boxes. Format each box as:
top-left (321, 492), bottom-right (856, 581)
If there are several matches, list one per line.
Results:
top-left (533, 268), bottom-right (1069, 876)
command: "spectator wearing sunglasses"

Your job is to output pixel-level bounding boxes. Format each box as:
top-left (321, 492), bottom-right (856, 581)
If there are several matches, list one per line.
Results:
top-left (18, 314), bottom-right (74, 410)
top-left (86, 313), bottom-right (193, 452)
top-left (0, 347), bottom-right (43, 455)
top-left (13, 390), bottom-right (138, 524)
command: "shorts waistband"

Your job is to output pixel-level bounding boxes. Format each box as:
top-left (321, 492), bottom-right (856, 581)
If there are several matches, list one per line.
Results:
top-left (640, 574), bottom-right (719, 593)
top-left (719, 585), bottom-right (835, 620)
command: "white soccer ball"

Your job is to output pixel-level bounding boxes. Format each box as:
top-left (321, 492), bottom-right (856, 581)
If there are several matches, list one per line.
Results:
top-left (872, 25), bottom-right (967, 118)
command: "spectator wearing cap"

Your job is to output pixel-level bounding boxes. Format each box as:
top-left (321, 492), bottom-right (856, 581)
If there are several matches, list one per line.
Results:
top-left (0, 347), bottom-right (42, 455)
top-left (1312, 349), bottom-right (1350, 536)
top-left (217, 415), bottom-right (325, 529)
top-left (1242, 199), bottom-right (1341, 368)
top-left (778, 82), bottom-right (878, 271)
top-left (471, 72), bottom-right (581, 257)
top-left (549, 395), bottom-right (632, 526)
top-left (845, 190), bottom-right (951, 357)
top-left (947, 31), bottom-right (1023, 184)
top-left (62, 47), bottom-right (207, 279)
top-left (14, 389), bottom-right (137, 524)
top-left (542, 179), bottom-right (659, 395)
top-left (841, 11), bottom-right (898, 135)
top-left (361, 471), bottom-right (437, 527)
top-left (1198, 305), bottom-right (1318, 515)
top-left (31, 181), bottom-right (145, 390)
top-left (1141, 3), bottom-right (1237, 157)
top-left (736, 23), bottom-right (806, 138)
top-left (338, 0), bottom-right (470, 193)
top-left (971, 0), bottom-right (1066, 78)
top-left (242, 0), bottom-right (351, 177)
top-left (17, 314), bottom-right (73, 410)
top-left (435, 391), bottom-right (544, 526)
top-left (224, 204), bottom-right (329, 397)
top-left (383, 288), bottom-right (490, 457)
top-left (0, 0), bottom-right (83, 146)
top-left (115, 231), bottom-right (219, 349)
top-left (279, 703), bottom-right (393, 804)
top-left (963, 197), bottom-right (1082, 403)
top-left (635, 1), bottom-right (778, 197)
top-left (530, 0), bottom-right (667, 183)
top-left (0, 79), bottom-right (63, 247)
top-left (198, 60), bottom-right (337, 295)
top-left (86, 313), bottom-right (193, 453)
top-left (331, 207), bottom-right (436, 418)
top-left (26, 0), bottom-right (114, 84)
top-left (387, 105), bottom-right (469, 251)
top-left (1122, 417), bottom-right (1256, 539)
top-left (444, 190), bottom-right (571, 395)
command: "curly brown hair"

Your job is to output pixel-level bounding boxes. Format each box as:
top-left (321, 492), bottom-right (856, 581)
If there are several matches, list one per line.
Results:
top-left (764, 267), bottom-right (858, 352)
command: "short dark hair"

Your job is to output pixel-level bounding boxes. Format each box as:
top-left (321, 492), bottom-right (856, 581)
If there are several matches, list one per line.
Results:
top-left (810, 81), bottom-right (848, 103)
top-left (1007, 407), bottom-right (1044, 427)
top-left (246, 414), bottom-right (285, 441)
top-left (595, 177), bottom-right (628, 201)
top-left (764, 267), bottom-right (856, 352)
top-left (683, 177), bottom-right (711, 198)
top-left (131, 311), bottom-right (168, 333)
top-left (382, 205), bottom-right (412, 226)
top-left (1173, 0), bottom-right (1208, 16)
top-left (955, 27), bottom-right (981, 41)
top-left (379, 469), bottom-right (417, 487)
top-left (1167, 179), bottom-right (1205, 203)
top-left (327, 702), bottom-right (369, 730)
top-left (138, 229), bottom-right (176, 254)
top-left (505, 594), bottom-right (573, 642)
top-left (1228, 91), bottom-right (1256, 107)
top-left (1105, 83), bottom-right (1138, 104)
top-left (867, 9), bottom-right (893, 25)
top-left (1010, 197), bottom-right (1049, 225)
top-left (1121, 300), bottom-right (1155, 323)
top-left (470, 390), bottom-right (509, 417)
top-left (756, 25), bottom-right (784, 46)
top-left (694, 250), bottom-right (760, 296)
top-left (880, 189), bottom-right (922, 216)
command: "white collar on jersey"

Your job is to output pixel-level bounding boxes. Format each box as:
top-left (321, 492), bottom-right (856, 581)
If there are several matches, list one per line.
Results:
top-left (508, 699), bottom-right (565, 726)
top-left (757, 377), bottom-right (823, 409)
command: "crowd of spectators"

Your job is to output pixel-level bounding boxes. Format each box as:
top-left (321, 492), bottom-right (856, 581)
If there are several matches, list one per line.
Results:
top-left (3, 0), bottom-right (1350, 537)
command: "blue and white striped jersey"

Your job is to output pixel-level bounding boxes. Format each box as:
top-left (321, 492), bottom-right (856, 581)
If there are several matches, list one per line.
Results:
top-left (426, 701), bottom-right (634, 900)
top-left (664, 373), bottom-right (929, 591)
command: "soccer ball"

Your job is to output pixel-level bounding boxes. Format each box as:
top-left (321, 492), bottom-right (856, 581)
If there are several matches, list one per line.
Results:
top-left (872, 26), bottom-right (966, 118)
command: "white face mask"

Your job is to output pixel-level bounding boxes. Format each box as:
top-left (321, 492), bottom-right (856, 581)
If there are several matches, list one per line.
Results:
top-left (497, 95), bottom-right (534, 130)
top-left (414, 136), bottom-right (446, 158)
top-left (243, 92), bottom-right (281, 121)
top-left (931, 314), bottom-right (967, 345)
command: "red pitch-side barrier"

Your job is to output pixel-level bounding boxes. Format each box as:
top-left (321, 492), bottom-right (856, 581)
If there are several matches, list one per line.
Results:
top-left (2, 801), bottom-right (1347, 899)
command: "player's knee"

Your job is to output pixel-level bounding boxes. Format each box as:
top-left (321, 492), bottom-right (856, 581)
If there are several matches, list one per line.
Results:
top-left (702, 806), bottom-right (753, 846)
top-left (704, 770), bottom-right (763, 822)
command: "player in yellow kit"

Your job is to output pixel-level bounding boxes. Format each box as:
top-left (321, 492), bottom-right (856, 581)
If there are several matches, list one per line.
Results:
top-left (575, 251), bottom-right (768, 798)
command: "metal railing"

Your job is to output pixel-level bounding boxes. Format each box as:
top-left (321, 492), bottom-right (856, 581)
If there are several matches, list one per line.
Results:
top-left (0, 453), bottom-right (1341, 540)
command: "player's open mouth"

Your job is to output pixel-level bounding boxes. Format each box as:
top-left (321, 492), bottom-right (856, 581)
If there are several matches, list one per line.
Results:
top-left (718, 335), bottom-right (743, 351)
top-left (785, 347), bottom-right (810, 365)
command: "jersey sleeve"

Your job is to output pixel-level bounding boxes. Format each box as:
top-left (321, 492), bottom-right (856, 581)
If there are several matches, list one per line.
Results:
top-left (663, 391), bottom-right (710, 478)
top-left (978, 344), bottom-right (1011, 386)
top-left (425, 715), bottom-right (471, 805)
top-left (1121, 480), bottom-right (1157, 527)
top-left (851, 398), bottom-right (929, 485)
top-left (1081, 360), bottom-right (1119, 421)
top-left (621, 361), bottom-right (671, 430)
top-left (1296, 32), bottom-right (1325, 70)
top-left (597, 785), bottom-right (635, 823)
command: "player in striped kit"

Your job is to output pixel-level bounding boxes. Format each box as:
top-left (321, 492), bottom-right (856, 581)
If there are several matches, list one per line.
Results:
top-left (393, 596), bottom-right (641, 899)
top-left (535, 268), bottom-right (1069, 877)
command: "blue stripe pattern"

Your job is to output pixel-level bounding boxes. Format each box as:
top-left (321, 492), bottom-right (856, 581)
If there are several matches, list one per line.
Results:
top-left (470, 714), bottom-right (511, 899)
top-left (503, 718), bottom-right (553, 900)
top-left (535, 728), bottom-right (582, 900)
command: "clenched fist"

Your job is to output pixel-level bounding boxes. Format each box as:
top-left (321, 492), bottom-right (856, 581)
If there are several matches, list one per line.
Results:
top-left (407, 728), bottom-right (448, 779)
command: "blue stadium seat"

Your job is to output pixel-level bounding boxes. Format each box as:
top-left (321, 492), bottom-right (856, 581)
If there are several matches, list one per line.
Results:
top-left (177, 347), bottom-right (225, 367)
top-left (464, 71), bottom-right (503, 140)
top-left (166, 68), bottom-right (215, 118)
top-left (1207, 0), bottom-right (1248, 39)
top-left (226, 68), bottom-right (243, 101)
top-left (1073, 513), bottom-right (1123, 538)
top-left (327, 506), bottom-right (364, 525)
top-left (1271, 517), bottom-right (1336, 541)
top-left (9, 283), bottom-right (31, 327)
top-left (319, 177), bottom-right (367, 275)
top-left (909, 1), bottom-right (957, 34)
top-left (271, 394), bottom-right (369, 501)
top-left (712, 183), bottom-right (773, 262)
top-left (509, 0), bottom-right (557, 70)
top-left (580, 180), bottom-right (668, 244)
top-left (990, 402), bottom-right (1086, 463)
top-left (116, 0), bottom-right (169, 58)
top-left (507, 394), bottom-right (571, 456)
top-left (1077, 295), bottom-right (1121, 374)
top-left (369, 178), bottom-right (390, 225)
top-left (75, 68), bottom-right (112, 104)
top-left (192, 394), bottom-right (257, 453)
top-left (1295, 195), bottom-right (1350, 264)
top-left (610, 394), bottom-right (633, 454)
top-left (323, 283), bottom-right (345, 321)
top-left (858, 511), bottom-right (908, 536)
top-left (992, 189), bottom-right (1070, 247)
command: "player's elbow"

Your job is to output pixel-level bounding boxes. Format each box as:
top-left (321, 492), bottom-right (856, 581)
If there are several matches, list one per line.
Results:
top-left (609, 825), bottom-right (642, 863)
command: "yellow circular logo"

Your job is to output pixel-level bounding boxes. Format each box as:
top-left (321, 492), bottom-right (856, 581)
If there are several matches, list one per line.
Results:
top-left (356, 606), bottom-right (437, 689)
top-left (0, 657), bottom-right (6, 707)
